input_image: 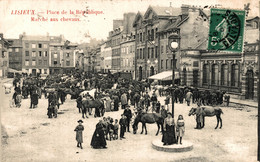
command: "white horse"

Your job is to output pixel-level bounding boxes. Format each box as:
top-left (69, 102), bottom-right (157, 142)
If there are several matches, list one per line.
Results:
top-left (80, 88), bottom-right (96, 99)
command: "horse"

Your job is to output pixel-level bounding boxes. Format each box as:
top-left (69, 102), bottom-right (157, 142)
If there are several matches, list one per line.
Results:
top-left (80, 88), bottom-right (96, 99)
top-left (132, 112), bottom-right (164, 136)
top-left (188, 107), bottom-right (223, 129)
top-left (81, 99), bottom-right (105, 118)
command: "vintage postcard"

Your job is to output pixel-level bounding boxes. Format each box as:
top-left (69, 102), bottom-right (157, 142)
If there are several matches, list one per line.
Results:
top-left (0, 0), bottom-right (259, 161)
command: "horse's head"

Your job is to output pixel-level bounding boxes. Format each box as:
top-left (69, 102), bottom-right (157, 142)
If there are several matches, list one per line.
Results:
top-left (188, 107), bottom-right (197, 116)
top-left (132, 113), bottom-right (141, 134)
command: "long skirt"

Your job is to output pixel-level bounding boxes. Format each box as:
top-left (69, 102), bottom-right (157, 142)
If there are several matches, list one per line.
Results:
top-left (76, 131), bottom-right (83, 143)
top-left (176, 126), bottom-right (185, 137)
top-left (91, 129), bottom-right (107, 148)
top-left (162, 124), bottom-right (176, 145)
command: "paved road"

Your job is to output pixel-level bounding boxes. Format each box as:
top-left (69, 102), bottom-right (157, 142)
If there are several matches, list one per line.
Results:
top-left (1, 80), bottom-right (258, 162)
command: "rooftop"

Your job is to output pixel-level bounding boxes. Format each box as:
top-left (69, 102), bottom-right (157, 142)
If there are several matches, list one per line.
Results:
top-left (6, 39), bottom-right (22, 47)
top-left (149, 6), bottom-right (182, 17)
top-left (22, 35), bottom-right (50, 41)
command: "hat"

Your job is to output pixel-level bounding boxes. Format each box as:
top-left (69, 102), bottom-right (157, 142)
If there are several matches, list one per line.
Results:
top-left (167, 112), bottom-right (172, 116)
top-left (77, 120), bottom-right (83, 123)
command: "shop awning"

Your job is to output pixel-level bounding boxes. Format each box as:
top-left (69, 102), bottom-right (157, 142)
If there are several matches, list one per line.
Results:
top-left (22, 69), bottom-right (29, 73)
top-left (148, 71), bottom-right (180, 81)
top-left (110, 70), bottom-right (123, 74)
top-left (8, 68), bottom-right (23, 74)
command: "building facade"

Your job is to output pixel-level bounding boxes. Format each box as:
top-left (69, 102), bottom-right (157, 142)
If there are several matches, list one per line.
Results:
top-left (7, 38), bottom-right (23, 71)
top-left (133, 6), bottom-right (183, 80)
top-left (49, 35), bottom-right (64, 74)
top-left (110, 28), bottom-right (122, 71)
top-left (169, 6), bottom-right (209, 87)
top-left (61, 43), bottom-right (78, 74)
top-left (19, 33), bottom-right (78, 76)
top-left (104, 40), bottom-right (112, 73)
top-left (21, 33), bottom-right (50, 76)
top-left (120, 34), bottom-right (135, 77)
top-left (95, 47), bottom-right (101, 72)
top-left (0, 33), bottom-right (10, 77)
top-left (100, 42), bottom-right (106, 72)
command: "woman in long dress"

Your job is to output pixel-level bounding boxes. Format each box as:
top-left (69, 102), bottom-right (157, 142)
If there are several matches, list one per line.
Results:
top-left (105, 96), bottom-right (111, 112)
top-left (113, 95), bottom-right (119, 111)
top-left (162, 112), bottom-right (177, 145)
top-left (91, 120), bottom-right (107, 149)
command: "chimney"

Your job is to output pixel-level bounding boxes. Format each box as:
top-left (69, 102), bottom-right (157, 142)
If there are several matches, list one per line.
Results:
top-left (60, 34), bottom-right (65, 41)
top-left (19, 34), bottom-right (23, 40)
top-left (181, 4), bottom-right (189, 16)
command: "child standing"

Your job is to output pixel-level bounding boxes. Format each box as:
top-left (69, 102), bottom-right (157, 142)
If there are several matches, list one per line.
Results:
top-left (113, 119), bottom-right (119, 140)
top-left (176, 115), bottom-right (185, 145)
top-left (108, 118), bottom-right (114, 141)
top-left (16, 93), bottom-right (22, 108)
top-left (74, 120), bottom-right (84, 149)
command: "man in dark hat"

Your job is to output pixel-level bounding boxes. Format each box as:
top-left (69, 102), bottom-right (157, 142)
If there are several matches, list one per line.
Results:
top-left (119, 114), bottom-right (127, 139)
top-left (195, 102), bottom-right (203, 129)
top-left (133, 92), bottom-right (140, 108)
top-left (123, 105), bottom-right (132, 132)
top-left (143, 91), bottom-right (150, 111)
top-left (151, 91), bottom-right (158, 112)
top-left (155, 101), bottom-right (161, 113)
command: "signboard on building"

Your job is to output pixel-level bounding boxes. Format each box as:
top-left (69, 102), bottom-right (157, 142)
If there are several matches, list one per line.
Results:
top-left (208, 8), bottom-right (245, 52)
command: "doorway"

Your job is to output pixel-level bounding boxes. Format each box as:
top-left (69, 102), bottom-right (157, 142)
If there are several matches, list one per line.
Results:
top-left (245, 70), bottom-right (254, 99)
top-left (150, 66), bottom-right (154, 76)
top-left (139, 66), bottom-right (143, 81)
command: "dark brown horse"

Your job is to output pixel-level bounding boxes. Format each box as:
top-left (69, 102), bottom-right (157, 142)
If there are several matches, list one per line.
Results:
top-left (132, 113), bottom-right (164, 136)
top-left (81, 99), bottom-right (105, 118)
top-left (188, 107), bottom-right (223, 129)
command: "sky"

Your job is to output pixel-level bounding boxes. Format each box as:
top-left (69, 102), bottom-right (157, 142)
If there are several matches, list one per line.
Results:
top-left (0, 0), bottom-right (259, 43)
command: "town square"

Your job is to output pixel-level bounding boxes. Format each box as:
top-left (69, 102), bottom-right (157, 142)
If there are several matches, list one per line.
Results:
top-left (0, 0), bottom-right (259, 162)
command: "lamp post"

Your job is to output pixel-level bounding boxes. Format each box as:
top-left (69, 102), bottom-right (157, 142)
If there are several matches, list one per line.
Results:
top-left (257, 12), bottom-right (260, 161)
top-left (168, 31), bottom-right (180, 118)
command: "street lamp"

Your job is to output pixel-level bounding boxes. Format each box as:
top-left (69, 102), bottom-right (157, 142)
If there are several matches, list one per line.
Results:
top-left (168, 31), bottom-right (180, 118)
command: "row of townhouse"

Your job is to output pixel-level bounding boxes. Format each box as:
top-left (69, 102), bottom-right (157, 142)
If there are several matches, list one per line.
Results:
top-left (96, 4), bottom-right (260, 100)
top-left (1, 32), bottom-right (79, 77)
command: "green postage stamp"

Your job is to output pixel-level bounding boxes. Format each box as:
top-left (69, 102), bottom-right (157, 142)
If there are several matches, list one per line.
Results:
top-left (208, 8), bottom-right (246, 52)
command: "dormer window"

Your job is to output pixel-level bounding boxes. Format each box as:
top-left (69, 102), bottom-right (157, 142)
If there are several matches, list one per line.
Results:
top-left (252, 21), bottom-right (258, 29)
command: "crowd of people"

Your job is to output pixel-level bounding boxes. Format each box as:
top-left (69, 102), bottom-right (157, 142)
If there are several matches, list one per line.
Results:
top-left (75, 105), bottom-right (132, 149)
top-left (7, 70), bottom-right (231, 150)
